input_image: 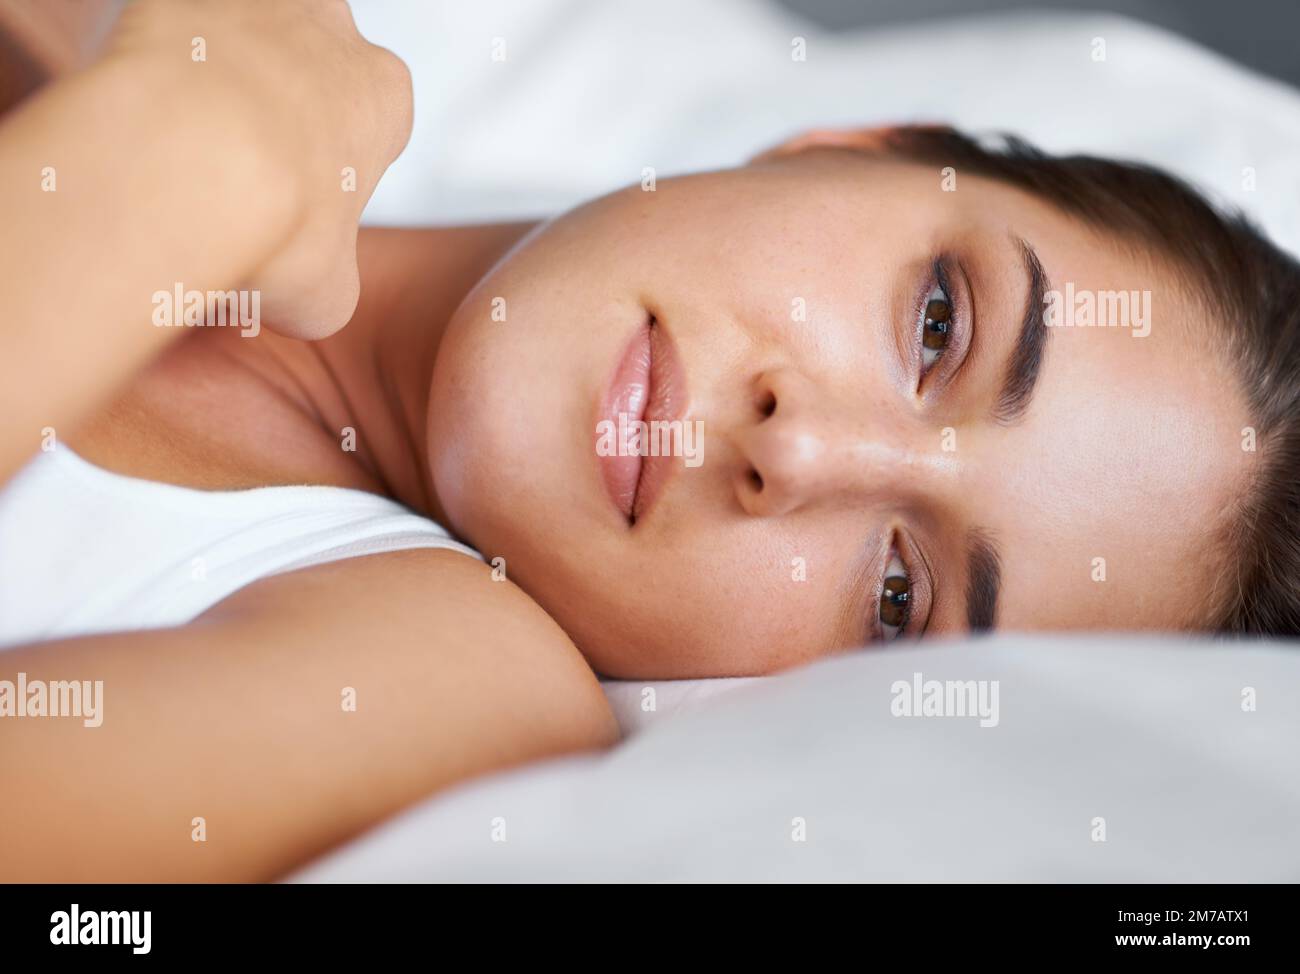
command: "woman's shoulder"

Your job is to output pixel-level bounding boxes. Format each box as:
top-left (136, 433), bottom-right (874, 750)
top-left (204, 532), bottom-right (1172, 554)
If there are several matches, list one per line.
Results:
top-left (200, 544), bottom-right (619, 748)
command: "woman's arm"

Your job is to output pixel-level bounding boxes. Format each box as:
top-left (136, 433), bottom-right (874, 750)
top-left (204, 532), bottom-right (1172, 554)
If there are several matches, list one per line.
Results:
top-left (0, 0), bottom-right (412, 485)
top-left (0, 56), bottom-right (293, 485)
top-left (0, 548), bottom-right (619, 882)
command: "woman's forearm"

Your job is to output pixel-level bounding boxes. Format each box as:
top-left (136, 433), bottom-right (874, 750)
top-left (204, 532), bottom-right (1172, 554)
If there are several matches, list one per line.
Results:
top-left (0, 549), bottom-right (618, 882)
top-left (0, 56), bottom-right (294, 484)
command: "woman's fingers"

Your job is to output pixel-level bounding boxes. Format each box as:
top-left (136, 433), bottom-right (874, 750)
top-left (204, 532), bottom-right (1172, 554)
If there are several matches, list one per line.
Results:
top-left (256, 221), bottom-right (363, 339)
top-left (95, 0), bottom-right (415, 340)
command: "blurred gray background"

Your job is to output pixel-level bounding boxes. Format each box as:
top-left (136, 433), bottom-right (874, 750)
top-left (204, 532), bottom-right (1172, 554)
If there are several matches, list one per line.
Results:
top-left (778, 0), bottom-right (1300, 89)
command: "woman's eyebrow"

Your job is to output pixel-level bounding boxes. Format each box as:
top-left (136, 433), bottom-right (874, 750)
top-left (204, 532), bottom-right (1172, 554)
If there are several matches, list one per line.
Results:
top-left (992, 238), bottom-right (1050, 424)
top-left (965, 528), bottom-right (1002, 632)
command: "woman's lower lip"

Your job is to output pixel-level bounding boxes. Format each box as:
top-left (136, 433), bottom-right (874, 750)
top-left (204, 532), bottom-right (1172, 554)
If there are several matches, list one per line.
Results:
top-left (597, 320), bottom-right (652, 521)
top-left (631, 323), bottom-right (689, 523)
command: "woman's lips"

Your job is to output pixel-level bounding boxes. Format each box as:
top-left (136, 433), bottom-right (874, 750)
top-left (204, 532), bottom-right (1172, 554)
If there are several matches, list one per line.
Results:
top-left (597, 322), bottom-right (652, 521)
top-left (596, 314), bottom-right (689, 524)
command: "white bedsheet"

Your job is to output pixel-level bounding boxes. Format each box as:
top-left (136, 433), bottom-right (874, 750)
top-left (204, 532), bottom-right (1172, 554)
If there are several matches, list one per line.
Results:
top-left (295, 635), bottom-right (1300, 882)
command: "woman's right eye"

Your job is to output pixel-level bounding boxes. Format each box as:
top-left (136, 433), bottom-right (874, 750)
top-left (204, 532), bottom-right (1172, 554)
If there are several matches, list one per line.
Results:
top-left (879, 549), bottom-right (911, 638)
top-left (919, 280), bottom-right (954, 373)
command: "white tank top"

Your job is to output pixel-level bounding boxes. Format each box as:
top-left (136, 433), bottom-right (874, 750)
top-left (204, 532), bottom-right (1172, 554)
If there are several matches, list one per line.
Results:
top-left (0, 447), bottom-right (481, 649)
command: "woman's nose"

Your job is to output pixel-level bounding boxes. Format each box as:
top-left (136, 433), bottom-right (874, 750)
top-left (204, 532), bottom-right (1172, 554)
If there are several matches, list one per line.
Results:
top-left (730, 368), bottom-right (949, 517)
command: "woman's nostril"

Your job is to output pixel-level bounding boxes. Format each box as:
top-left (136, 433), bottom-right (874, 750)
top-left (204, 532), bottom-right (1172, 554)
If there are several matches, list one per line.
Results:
top-left (758, 390), bottom-right (776, 419)
top-left (749, 468), bottom-right (764, 493)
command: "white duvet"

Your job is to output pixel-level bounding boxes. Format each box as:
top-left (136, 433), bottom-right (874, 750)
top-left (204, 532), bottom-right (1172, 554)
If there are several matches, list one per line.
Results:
top-left (299, 0), bottom-right (1300, 881)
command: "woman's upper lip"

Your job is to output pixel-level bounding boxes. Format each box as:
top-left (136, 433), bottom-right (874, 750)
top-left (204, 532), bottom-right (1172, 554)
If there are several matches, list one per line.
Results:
top-left (596, 314), bottom-right (689, 524)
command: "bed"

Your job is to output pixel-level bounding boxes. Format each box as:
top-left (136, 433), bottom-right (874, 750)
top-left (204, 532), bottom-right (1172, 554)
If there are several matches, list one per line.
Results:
top-left (292, 0), bottom-right (1300, 882)
top-left (295, 635), bottom-right (1300, 881)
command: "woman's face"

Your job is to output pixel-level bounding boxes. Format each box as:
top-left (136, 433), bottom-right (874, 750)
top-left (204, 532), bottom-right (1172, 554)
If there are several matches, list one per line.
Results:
top-left (428, 147), bottom-right (1254, 678)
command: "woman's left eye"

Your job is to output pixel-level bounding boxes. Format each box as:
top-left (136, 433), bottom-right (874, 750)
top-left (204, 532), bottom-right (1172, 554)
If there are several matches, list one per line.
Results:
top-left (919, 280), bottom-right (953, 374)
top-left (878, 549), bottom-right (911, 639)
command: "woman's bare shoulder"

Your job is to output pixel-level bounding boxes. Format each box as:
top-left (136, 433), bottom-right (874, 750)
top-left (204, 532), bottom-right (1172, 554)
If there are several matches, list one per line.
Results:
top-left (202, 545), bottom-right (618, 750)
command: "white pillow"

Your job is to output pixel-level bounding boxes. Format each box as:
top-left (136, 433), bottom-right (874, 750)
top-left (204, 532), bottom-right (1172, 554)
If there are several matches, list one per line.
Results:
top-left (294, 634), bottom-right (1300, 882)
top-left (599, 675), bottom-right (759, 735)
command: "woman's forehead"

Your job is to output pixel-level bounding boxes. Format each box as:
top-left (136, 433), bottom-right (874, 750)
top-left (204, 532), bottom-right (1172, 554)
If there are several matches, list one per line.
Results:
top-left (961, 279), bottom-right (1254, 632)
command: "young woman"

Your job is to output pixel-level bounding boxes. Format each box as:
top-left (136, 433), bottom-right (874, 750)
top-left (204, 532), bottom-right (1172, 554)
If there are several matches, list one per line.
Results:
top-left (1, 0), bottom-right (1297, 881)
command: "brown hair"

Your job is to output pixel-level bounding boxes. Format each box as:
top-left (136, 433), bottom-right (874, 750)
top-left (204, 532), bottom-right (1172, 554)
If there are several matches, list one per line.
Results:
top-left (878, 126), bottom-right (1300, 637)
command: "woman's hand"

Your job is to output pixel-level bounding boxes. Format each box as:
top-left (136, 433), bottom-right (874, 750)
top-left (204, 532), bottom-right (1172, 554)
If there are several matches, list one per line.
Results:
top-left (103, 0), bottom-right (414, 338)
top-left (0, 0), bottom-right (412, 483)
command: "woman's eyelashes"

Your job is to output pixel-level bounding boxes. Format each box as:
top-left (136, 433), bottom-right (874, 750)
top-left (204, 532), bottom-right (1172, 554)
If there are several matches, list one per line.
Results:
top-left (870, 258), bottom-right (963, 643)
top-left (878, 547), bottom-right (911, 639)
